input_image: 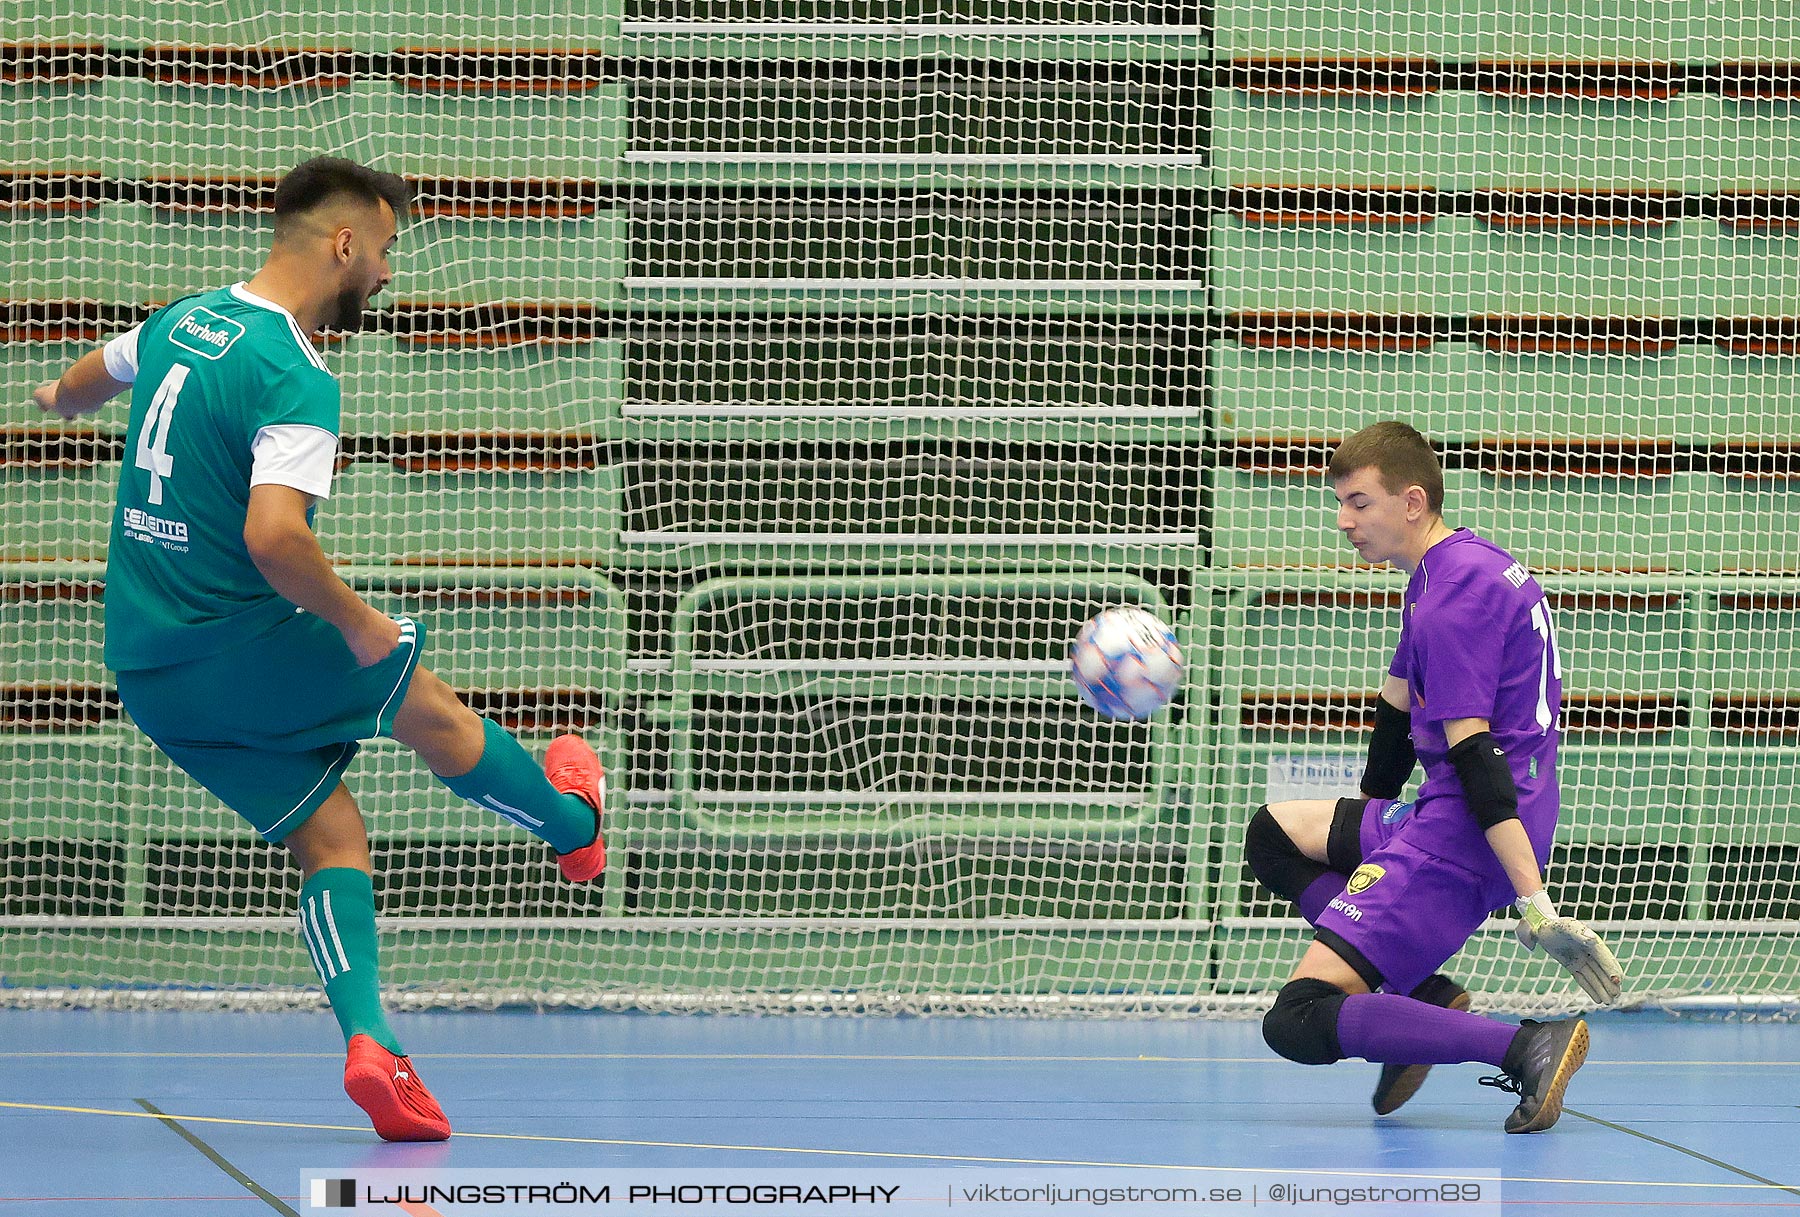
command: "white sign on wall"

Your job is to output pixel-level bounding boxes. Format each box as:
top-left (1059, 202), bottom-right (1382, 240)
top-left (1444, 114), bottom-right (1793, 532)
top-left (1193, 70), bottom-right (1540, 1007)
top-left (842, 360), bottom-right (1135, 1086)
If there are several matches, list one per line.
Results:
top-left (1265, 754), bottom-right (1362, 804)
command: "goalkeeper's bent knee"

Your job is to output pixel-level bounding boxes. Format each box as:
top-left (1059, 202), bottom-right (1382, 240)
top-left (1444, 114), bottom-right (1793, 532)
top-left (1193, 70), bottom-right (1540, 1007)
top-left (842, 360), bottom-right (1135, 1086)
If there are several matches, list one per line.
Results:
top-left (1245, 806), bottom-right (1317, 905)
top-left (1262, 977), bottom-right (1349, 1066)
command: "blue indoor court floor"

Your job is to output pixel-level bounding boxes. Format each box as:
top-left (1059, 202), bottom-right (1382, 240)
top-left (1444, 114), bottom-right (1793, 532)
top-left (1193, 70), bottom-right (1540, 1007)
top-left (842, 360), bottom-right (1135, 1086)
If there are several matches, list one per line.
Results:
top-left (0, 1008), bottom-right (1795, 1216)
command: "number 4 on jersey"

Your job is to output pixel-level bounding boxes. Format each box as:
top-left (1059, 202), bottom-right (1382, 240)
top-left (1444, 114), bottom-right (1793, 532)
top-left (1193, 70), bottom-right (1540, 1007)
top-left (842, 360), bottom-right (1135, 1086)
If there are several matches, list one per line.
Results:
top-left (137, 364), bottom-right (189, 505)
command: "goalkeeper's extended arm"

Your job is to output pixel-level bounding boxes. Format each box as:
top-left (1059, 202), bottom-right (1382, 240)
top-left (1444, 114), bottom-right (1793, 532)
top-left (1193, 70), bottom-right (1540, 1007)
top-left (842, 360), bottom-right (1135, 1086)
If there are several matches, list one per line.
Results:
top-left (1447, 721), bottom-right (1625, 1004)
top-left (1514, 889), bottom-right (1624, 1004)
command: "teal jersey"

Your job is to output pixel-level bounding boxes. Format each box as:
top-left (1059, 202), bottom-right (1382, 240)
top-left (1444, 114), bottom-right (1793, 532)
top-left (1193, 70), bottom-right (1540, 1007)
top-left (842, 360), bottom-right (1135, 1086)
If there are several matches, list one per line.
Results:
top-left (104, 285), bottom-right (341, 671)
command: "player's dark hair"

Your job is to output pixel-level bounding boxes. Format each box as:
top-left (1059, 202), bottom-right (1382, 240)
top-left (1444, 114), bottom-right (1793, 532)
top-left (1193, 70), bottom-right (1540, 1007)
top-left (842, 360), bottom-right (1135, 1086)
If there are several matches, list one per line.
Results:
top-left (272, 156), bottom-right (412, 240)
top-left (1328, 421), bottom-right (1445, 514)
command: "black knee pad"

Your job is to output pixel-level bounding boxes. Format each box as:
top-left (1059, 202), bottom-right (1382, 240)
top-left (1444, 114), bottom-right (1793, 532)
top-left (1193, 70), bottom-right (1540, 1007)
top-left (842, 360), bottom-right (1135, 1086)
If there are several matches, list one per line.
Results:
top-left (1327, 797), bottom-right (1368, 876)
top-left (1245, 805), bottom-right (1330, 906)
top-left (1262, 977), bottom-right (1349, 1066)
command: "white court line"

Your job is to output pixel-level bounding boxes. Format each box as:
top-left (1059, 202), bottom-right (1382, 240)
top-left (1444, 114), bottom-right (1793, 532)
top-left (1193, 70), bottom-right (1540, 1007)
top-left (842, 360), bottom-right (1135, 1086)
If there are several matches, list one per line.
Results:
top-left (1, 1052), bottom-right (1796, 1067)
top-left (0, 1100), bottom-right (1793, 1191)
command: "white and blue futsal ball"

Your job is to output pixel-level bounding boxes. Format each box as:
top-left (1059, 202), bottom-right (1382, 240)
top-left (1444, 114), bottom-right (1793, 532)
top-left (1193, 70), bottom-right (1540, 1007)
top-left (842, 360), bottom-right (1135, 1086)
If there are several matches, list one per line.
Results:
top-left (1069, 606), bottom-right (1183, 720)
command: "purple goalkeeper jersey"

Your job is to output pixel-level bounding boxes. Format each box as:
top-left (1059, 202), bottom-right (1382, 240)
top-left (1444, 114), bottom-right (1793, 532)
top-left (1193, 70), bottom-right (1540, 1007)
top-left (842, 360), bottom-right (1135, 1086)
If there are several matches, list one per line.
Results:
top-left (1387, 529), bottom-right (1563, 864)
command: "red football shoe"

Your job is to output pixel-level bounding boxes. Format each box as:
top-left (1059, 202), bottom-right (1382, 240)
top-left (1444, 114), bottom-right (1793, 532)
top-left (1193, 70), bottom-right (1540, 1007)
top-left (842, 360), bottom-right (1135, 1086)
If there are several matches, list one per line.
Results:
top-left (545, 733), bottom-right (606, 883)
top-left (344, 1034), bottom-right (452, 1142)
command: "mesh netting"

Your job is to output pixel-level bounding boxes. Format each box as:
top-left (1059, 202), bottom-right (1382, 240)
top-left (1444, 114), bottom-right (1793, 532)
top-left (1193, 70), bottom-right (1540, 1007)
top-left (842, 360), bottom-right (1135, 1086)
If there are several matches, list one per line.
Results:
top-left (2, 1), bottom-right (1797, 1015)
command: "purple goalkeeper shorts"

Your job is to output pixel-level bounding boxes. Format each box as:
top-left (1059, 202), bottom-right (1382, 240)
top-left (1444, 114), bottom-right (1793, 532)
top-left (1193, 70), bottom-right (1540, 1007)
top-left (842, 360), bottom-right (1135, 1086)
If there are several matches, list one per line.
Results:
top-left (1311, 796), bottom-right (1530, 997)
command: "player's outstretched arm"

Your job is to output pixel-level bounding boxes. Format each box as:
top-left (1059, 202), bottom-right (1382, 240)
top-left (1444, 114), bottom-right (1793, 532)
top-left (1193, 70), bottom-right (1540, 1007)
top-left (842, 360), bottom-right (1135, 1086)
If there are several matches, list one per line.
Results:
top-left (32, 348), bottom-right (131, 419)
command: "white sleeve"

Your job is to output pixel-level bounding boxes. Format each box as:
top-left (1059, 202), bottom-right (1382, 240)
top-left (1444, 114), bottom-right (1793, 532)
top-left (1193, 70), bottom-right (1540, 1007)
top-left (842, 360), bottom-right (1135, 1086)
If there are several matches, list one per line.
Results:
top-left (249, 424), bottom-right (340, 500)
top-left (102, 324), bottom-right (143, 383)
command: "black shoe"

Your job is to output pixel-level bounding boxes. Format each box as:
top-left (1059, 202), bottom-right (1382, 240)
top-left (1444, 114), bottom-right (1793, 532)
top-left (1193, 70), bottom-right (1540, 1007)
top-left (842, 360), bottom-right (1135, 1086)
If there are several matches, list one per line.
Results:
top-left (1372, 974), bottom-right (1472, 1116)
top-left (1480, 1017), bottom-right (1590, 1134)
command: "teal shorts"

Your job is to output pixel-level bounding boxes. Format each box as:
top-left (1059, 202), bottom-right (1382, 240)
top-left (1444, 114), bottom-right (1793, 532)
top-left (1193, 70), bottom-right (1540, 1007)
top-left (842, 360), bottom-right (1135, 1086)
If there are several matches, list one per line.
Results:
top-left (115, 610), bottom-right (426, 843)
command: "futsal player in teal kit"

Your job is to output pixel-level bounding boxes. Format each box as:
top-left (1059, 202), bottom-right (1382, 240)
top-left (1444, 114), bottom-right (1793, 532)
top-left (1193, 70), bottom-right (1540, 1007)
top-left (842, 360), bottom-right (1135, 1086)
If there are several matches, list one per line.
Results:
top-left (1243, 422), bottom-right (1624, 1133)
top-left (31, 157), bottom-right (607, 1142)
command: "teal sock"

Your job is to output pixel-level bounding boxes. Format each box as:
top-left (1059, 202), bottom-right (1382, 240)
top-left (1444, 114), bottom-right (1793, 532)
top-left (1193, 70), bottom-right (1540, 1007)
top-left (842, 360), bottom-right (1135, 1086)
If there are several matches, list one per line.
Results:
top-left (298, 868), bottom-right (403, 1056)
top-left (440, 718), bottom-right (597, 853)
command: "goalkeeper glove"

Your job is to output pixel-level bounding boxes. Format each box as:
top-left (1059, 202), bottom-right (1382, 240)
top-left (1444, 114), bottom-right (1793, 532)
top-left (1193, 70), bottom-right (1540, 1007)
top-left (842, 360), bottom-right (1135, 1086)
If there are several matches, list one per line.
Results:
top-left (1515, 890), bottom-right (1625, 1005)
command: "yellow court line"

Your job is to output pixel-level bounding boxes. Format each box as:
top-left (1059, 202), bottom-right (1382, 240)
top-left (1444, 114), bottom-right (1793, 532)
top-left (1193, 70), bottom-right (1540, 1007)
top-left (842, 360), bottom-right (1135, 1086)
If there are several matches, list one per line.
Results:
top-left (0, 1051), bottom-right (1796, 1067)
top-left (0, 1099), bottom-right (1790, 1193)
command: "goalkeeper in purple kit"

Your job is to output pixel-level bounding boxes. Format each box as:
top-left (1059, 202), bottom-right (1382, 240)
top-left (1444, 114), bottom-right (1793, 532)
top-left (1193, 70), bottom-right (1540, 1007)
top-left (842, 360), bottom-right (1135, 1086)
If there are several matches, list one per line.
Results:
top-left (1244, 422), bottom-right (1624, 1133)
